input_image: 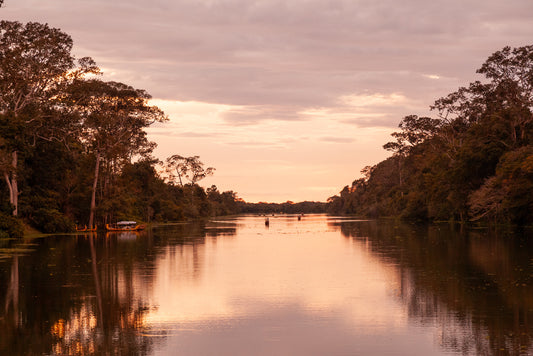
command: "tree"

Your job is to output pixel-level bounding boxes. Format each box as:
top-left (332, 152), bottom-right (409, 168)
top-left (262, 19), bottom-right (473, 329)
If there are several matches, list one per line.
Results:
top-left (164, 155), bottom-right (215, 186)
top-left (478, 46), bottom-right (533, 145)
top-left (383, 115), bottom-right (440, 186)
top-left (63, 79), bottom-right (166, 227)
top-left (0, 20), bottom-right (97, 216)
top-left (469, 146), bottom-right (533, 223)
top-left (432, 45), bottom-right (533, 149)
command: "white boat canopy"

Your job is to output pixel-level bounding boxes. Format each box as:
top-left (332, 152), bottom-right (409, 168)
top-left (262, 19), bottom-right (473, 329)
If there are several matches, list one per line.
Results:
top-left (117, 221), bottom-right (137, 225)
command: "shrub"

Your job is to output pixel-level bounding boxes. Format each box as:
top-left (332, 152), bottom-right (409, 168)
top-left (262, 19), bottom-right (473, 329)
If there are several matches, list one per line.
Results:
top-left (31, 208), bottom-right (74, 233)
top-left (0, 212), bottom-right (24, 238)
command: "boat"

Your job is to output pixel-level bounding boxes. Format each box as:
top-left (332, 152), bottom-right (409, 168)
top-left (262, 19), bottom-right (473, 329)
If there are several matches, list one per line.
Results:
top-left (76, 225), bottom-right (97, 232)
top-left (105, 221), bottom-right (145, 231)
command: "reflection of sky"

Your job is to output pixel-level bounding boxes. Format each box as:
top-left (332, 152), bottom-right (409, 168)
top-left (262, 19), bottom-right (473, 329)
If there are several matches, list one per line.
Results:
top-left (143, 216), bottom-right (450, 355)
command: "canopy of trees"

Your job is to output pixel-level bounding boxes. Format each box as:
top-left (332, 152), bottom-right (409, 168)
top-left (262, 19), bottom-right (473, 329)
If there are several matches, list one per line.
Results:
top-left (328, 44), bottom-right (533, 225)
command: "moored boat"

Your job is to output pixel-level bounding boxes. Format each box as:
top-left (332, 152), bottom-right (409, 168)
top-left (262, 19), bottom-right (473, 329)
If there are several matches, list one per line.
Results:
top-left (105, 221), bottom-right (145, 231)
top-left (76, 225), bottom-right (97, 232)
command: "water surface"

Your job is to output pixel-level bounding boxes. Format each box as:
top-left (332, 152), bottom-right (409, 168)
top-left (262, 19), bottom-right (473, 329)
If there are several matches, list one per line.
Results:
top-left (1, 215), bottom-right (532, 355)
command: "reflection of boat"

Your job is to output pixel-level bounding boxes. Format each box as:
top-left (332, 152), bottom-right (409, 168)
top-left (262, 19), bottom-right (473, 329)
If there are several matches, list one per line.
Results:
top-left (106, 231), bottom-right (139, 240)
top-left (76, 225), bottom-right (97, 232)
top-left (105, 221), bottom-right (145, 231)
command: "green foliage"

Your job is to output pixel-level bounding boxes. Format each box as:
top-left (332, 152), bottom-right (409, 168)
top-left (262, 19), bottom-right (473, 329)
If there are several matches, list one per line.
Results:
top-left (400, 191), bottom-right (428, 221)
top-left (469, 146), bottom-right (533, 224)
top-left (0, 212), bottom-right (24, 238)
top-left (31, 208), bottom-right (74, 233)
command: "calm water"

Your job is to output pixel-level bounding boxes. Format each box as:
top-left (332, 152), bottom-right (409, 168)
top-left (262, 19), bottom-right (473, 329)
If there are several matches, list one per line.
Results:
top-left (1, 215), bottom-right (533, 355)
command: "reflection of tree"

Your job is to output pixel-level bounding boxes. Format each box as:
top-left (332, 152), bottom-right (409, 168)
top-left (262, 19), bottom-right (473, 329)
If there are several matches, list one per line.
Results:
top-left (0, 232), bottom-right (155, 354)
top-left (45, 232), bottom-right (156, 355)
top-left (89, 234), bottom-right (103, 326)
top-left (4, 255), bottom-right (19, 326)
top-left (1, 255), bottom-right (20, 354)
top-left (205, 220), bottom-right (237, 238)
top-left (0, 221), bottom-right (220, 355)
top-left (336, 220), bottom-right (533, 355)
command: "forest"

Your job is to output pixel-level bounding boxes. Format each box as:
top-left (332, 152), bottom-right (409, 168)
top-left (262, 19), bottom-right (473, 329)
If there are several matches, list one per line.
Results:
top-left (327, 44), bottom-right (533, 225)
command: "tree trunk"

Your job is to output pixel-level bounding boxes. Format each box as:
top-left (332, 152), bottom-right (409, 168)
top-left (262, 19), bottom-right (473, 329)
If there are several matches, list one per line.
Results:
top-left (11, 152), bottom-right (18, 216)
top-left (3, 151), bottom-right (19, 216)
top-left (89, 152), bottom-right (101, 229)
top-left (398, 157), bottom-right (403, 187)
top-left (3, 172), bottom-right (13, 211)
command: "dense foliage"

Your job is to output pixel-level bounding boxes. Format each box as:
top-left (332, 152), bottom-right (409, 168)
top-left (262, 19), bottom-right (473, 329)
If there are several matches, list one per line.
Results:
top-left (328, 45), bottom-right (533, 225)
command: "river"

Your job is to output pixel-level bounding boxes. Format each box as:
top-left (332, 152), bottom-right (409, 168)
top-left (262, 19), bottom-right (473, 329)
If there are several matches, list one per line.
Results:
top-left (1, 215), bottom-right (533, 355)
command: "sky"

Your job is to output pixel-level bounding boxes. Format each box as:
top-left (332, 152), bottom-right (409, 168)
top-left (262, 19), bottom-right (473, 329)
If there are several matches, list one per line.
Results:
top-left (2, 0), bottom-right (533, 203)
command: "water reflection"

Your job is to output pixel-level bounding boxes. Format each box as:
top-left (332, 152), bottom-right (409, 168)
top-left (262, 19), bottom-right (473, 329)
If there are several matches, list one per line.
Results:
top-left (335, 219), bottom-right (533, 355)
top-left (1, 216), bottom-right (533, 355)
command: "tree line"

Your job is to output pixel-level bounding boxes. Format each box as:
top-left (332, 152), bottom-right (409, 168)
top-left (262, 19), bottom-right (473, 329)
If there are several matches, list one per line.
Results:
top-left (239, 201), bottom-right (326, 215)
top-left (327, 45), bottom-right (533, 225)
top-left (0, 20), bottom-right (248, 237)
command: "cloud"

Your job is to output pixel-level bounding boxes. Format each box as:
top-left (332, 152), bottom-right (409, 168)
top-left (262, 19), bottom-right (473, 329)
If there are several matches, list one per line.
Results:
top-left (224, 138), bottom-right (290, 150)
top-left (319, 136), bottom-right (355, 144)
top-left (296, 92), bottom-right (425, 128)
top-left (173, 131), bottom-right (220, 138)
top-left (6, 0), bottom-right (530, 127)
top-left (221, 105), bottom-right (305, 125)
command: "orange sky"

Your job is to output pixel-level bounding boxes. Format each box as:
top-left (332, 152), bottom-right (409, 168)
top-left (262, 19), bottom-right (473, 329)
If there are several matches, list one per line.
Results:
top-left (3, 0), bottom-right (533, 202)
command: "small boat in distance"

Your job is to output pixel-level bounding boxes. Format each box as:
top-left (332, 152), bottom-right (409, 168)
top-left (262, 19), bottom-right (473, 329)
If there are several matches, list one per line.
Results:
top-left (105, 221), bottom-right (145, 231)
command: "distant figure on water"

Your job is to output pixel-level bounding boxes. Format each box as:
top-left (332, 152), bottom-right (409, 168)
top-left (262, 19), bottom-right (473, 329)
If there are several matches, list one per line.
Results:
top-left (265, 217), bottom-right (270, 226)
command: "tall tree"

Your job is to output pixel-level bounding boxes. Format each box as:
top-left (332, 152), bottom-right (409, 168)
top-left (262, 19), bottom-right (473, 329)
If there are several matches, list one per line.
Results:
top-left (433, 45), bottom-right (533, 149)
top-left (383, 115), bottom-right (440, 186)
top-left (63, 79), bottom-right (166, 227)
top-left (164, 155), bottom-right (215, 186)
top-left (0, 20), bottom-right (97, 216)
